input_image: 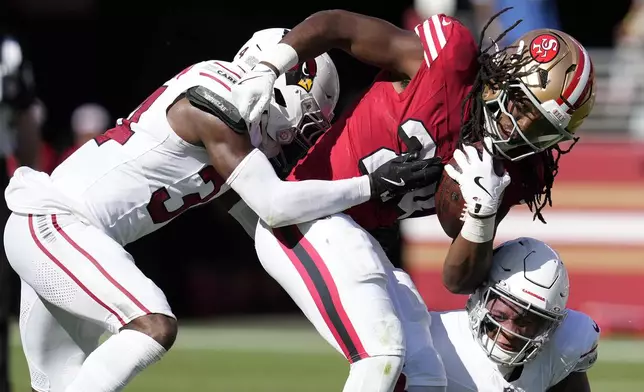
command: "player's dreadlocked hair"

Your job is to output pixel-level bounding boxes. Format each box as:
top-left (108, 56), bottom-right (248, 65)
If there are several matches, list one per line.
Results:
top-left (459, 7), bottom-right (578, 223)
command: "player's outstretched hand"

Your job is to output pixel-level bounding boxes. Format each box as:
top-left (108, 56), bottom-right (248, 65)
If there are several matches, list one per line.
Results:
top-left (231, 62), bottom-right (277, 123)
top-left (370, 153), bottom-right (443, 202)
top-left (444, 137), bottom-right (511, 219)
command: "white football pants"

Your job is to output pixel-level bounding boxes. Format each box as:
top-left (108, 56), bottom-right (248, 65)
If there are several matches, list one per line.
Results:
top-left (4, 213), bottom-right (174, 391)
top-left (254, 213), bottom-right (446, 387)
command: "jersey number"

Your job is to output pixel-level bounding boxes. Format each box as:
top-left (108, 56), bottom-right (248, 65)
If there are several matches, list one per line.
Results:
top-left (359, 119), bottom-right (438, 219)
top-left (94, 86), bottom-right (167, 146)
top-left (146, 165), bottom-right (222, 224)
top-left (94, 85), bottom-right (223, 224)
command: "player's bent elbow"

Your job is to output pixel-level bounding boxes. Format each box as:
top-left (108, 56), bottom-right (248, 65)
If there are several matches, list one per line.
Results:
top-left (253, 209), bottom-right (278, 228)
top-left (256, 206), bottom-right (291, 228)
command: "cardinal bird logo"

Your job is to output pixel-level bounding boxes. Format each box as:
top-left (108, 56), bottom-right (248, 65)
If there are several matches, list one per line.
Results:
top-left (285, 60), bottom-right (317, 92)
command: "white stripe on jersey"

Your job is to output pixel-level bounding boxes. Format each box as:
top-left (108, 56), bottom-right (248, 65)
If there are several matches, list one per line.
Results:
top-left (414, 24), bottom-right (431, 67)
top-left (422, 21), bottom-right (438, 61)
top-left (415, 15), bottom-right (449, 67)
top-left (431, 15), bottom-right (447, 48)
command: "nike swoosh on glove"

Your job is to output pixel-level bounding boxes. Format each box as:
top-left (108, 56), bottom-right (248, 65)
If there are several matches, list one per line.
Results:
top-left (444, 137), bottom-right (511, 219)
top-left (370, 153), bottom-right (444, 202)
top-left (231, 62), bottom-right (277, 123)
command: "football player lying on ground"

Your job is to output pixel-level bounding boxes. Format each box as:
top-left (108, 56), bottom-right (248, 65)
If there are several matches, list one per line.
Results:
top-left (395, 237), bottom-right (599, 392)
top-left (232, 7), bottom-right (596, 392)
top-left (2, 32), bottom-right (443, 392)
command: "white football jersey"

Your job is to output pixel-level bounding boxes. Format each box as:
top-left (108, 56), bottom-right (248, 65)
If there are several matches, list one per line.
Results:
top-left (6, 60), bottom-right (250, 245)
top-left (429, 309), bottom-right (599, 392)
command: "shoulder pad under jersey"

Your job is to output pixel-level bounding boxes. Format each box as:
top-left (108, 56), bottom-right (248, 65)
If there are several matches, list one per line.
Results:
top-left (549, 310), bottom-right (600, 386)
top-left (185, 85), bottom-right (247, 134)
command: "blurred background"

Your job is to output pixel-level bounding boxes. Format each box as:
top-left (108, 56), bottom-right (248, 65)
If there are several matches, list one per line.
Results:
top-left (1, 0), bottom-right (643, 390)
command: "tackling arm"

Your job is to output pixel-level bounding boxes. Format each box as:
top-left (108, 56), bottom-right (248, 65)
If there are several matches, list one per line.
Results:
top-left (170, 86), bottom-right (442, 227)
top-left (167, 93), bottom-right (371, 228)
top-left (271, 10), bottom-right (425, 79)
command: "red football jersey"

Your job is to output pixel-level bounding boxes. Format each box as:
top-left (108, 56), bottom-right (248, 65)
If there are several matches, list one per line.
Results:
top-left (288, 15), bottom-right (543, 230)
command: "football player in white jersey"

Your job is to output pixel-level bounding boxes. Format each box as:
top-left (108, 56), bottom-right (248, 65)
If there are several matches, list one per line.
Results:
top-left (2, 28), bottom-right (443, 392)
top-left (397, 237), bottom-right (599, 392)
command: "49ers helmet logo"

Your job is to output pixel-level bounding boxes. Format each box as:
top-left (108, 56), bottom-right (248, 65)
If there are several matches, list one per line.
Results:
top-left (285, 60), bottom-right (317, 92)
top-left (530, 34), bottom-right (560, 63)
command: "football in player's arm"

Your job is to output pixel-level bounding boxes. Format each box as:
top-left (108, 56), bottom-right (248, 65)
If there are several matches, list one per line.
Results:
top-left (233, 10), bottom-right (512, 293)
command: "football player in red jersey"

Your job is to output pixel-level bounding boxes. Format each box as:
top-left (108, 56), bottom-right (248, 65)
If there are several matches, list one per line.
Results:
top-left (232, 8), bottom-right (595, 392)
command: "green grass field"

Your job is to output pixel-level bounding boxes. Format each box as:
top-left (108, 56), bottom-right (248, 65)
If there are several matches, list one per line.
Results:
top-left (8, 320), bottom-right (644, 391)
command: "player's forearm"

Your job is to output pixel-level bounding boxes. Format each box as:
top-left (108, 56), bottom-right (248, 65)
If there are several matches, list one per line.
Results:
top-left (443, 235), bottom-right (493, 294)
top-left (442, 215), bottom-right (495, 294)
top-left (267, 10), bottom-right (403, 74)
top-left (226, 149), bottom-right (371, 227)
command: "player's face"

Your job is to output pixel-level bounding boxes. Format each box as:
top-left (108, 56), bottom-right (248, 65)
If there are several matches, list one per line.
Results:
top-left (492, 90), bottom-right (564, 158)
top-left (497, 95), bottom-right (543, 140)
top-left (485, 295), bottom-right (549, 352)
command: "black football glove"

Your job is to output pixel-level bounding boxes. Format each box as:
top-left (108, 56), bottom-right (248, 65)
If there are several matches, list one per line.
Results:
top-left (369, 152), bottom-right (443, 202)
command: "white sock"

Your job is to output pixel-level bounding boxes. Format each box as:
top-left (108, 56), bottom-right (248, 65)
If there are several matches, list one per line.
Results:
top-left (65, 329), bottom-right (166, 392)
top-left (342, 355), bottom-right (404, 392)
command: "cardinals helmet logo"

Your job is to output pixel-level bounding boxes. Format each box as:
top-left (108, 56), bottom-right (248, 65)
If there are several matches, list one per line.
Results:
top-left (285, 60), bottom-right (317, 92)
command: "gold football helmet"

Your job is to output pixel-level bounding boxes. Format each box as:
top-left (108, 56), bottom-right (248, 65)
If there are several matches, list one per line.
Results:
top-left (482, 29), bottom-right (596, 161)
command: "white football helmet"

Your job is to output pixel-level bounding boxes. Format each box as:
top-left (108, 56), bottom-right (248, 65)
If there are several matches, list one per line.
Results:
top-left (466, 237), bottom-right (569, 367)
top-left (232, 28), bottom-right (340, 172)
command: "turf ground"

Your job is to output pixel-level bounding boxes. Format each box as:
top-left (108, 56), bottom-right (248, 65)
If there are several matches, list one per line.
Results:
top-left (8, 319), bottom-right (644, 391)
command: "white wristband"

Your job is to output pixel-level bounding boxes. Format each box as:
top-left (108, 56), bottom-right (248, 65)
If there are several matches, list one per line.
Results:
top-left (260, 43), bottom-right (299, 75)
top-left (460, 214), bottom-right (495, 243)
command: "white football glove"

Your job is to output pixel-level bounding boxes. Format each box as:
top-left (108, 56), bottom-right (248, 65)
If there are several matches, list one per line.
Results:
top-left (231, 63), bottom-right (277, 124)
top-left (444, 137), bottom-right (511, 220)
top-left (232, 42), bottom-right (300, 123)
